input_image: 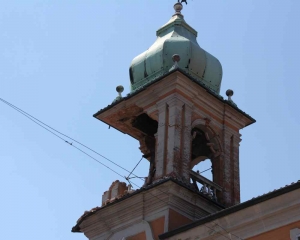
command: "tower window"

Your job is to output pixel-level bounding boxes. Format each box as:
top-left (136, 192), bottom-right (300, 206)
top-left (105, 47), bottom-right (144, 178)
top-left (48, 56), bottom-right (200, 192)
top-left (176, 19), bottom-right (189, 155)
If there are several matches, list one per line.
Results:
top-left (190, 127), bottom-right (222, 201)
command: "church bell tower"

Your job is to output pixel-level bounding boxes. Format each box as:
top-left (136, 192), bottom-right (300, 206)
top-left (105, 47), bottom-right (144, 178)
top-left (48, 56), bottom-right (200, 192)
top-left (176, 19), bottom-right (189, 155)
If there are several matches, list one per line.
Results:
top-left (72, 2), bottom-right (255, 239)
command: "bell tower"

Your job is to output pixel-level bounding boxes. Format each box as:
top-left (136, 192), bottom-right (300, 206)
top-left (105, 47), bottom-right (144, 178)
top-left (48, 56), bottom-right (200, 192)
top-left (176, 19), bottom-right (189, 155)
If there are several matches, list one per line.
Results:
top-left (72, 2), bottom-right (255, 239)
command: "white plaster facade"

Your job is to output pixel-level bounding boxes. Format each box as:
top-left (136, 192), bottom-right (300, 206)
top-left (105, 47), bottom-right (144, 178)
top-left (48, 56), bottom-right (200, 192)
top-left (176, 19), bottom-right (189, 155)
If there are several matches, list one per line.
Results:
top-left (161, 187), bottom-right (300, 240)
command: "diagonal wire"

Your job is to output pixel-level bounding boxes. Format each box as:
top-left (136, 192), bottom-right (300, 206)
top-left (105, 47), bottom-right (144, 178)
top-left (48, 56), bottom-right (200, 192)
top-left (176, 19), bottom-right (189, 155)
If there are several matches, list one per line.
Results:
top-left (0, 97), bottom-right (244, 239)
top-left (200, 167), bottom-right (212, 174)
top-left (0, 97), bottom-right (133, 175)
top-left (126, 156), bottom-right (143, 180)
top-left (0, 98), bottom-right (125, 179)
top-left (0, 97), bottom-right (170, 204)
top-left (0, 97), bottom-right (169, 192)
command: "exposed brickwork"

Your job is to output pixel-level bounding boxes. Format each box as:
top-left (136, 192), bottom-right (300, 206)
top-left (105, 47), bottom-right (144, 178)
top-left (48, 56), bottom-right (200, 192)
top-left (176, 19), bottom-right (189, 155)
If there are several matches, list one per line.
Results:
top-left (153, 95), bottom-right (193, 183)
top-left (155, 101), bottom-right (168, 179)
top-left (95, 72), bottom-right (254, 209)
top-left (150, 92), bottom-right (245, 207)
top-left (166, 98), bottom-right (184, 177)
top-left (181, 104), bottom-right (192, 180)
top-left (217, 126), bottom-right (241, 206)
top-left (101, 180), bottom-right (128, 206)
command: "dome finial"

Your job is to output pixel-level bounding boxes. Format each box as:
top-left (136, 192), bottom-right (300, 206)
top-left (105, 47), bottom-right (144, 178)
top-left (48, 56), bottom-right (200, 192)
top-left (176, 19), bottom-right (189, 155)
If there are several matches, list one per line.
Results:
top-left (116, 85), bottom-right (124, 97)
top-left (173, 2), bottom-right (183, 17)
top-left (226, 89), bottom-right (237, 106)
top-left (226, 89), bottom-right (234, 101)
top-left (112, 85), bottom-right (124, 103)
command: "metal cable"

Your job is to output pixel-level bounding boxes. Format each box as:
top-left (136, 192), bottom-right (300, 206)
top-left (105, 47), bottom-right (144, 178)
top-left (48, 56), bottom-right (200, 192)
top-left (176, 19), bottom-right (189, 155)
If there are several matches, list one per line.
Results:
top-left (0, 97), bottom-right (243, 239)
top-left (0, 97), bottom-right (170, 205)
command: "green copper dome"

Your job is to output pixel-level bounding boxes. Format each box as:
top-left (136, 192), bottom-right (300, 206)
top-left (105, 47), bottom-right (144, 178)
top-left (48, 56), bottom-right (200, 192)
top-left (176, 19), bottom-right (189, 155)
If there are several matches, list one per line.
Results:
top-left (129, 3), bottom-right (222, 94)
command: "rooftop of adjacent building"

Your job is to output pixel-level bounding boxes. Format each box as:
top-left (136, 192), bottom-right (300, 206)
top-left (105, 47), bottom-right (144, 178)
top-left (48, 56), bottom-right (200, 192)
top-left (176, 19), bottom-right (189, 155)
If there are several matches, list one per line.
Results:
top-left (159, 180), bottom-right (300, 239)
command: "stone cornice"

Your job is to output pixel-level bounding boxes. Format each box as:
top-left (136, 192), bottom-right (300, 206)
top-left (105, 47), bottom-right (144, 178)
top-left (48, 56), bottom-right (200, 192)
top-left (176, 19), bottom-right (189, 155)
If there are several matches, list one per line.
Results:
top-left (93, 71), bottom-right (255, 144)
top-left (72, 178), bottom-right (224, 238)
top-left (93, 70), bottom-right (255, 128)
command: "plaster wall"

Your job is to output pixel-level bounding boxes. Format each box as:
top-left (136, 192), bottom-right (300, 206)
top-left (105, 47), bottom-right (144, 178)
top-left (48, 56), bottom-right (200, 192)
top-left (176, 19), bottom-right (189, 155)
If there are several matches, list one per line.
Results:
top-left (247, 221), bottom-right (300, 240)
top-left (162, 188), bottom-right (300, 240)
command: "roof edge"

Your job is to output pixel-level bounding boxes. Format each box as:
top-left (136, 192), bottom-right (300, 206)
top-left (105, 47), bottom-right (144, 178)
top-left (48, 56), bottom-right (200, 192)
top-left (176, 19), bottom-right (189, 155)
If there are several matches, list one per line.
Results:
top-left (93, 69), bottom-right (255, 125)
top-left (71, 177), bottom-right (225, 233)
top-left (159, 180), bottom-right (300, 239)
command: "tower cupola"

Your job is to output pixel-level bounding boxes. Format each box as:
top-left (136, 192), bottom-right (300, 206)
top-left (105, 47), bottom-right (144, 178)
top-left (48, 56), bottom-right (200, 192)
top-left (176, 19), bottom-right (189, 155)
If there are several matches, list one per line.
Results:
top-left (74, 2), bottom-right (256, 239)
top-left (129, 3), bottom-right (223, 94)
top-left (93, 0), bottom-right (255, 212)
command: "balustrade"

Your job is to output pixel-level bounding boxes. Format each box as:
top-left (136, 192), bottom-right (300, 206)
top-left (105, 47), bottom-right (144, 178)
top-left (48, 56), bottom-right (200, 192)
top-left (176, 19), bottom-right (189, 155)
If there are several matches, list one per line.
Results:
top-left (190, 170), bottom-right (222, 201)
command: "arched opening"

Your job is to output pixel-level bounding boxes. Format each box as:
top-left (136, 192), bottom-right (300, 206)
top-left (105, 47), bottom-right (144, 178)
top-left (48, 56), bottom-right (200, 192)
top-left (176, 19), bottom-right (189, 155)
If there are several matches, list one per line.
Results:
top-left (192, 158), bottom-right (212, 181)
top-left (191, 128), bottom-right (212, 160)
top-left (190, 126), bottom-right (221, 201)
top-left (190, 127), bottom-right (213, 171)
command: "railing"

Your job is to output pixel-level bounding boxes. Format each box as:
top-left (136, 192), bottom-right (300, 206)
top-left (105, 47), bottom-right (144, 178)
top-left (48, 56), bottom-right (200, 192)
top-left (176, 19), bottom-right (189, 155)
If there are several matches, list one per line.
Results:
top-left (190, 170), bottom-right (222, 201)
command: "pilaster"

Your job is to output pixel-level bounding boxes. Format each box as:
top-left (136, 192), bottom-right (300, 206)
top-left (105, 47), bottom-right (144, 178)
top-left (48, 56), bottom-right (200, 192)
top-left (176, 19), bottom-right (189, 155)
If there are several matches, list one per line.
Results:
top-left (154, 94), bottom-right (193, 181)
top-left (181, 103), bottom-right (193, 180)
top-left (155, 102), bottom-right (168, 179)
top-left (166, 97), bottom-right (185, 177)
top-left (220, 125), bottom-right (241, 206)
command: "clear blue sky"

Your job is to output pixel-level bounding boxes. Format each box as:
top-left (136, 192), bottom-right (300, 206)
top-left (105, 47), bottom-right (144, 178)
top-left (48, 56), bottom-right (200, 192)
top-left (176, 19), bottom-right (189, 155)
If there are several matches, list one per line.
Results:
top-left (1, 1), bottom-right (299, 239)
